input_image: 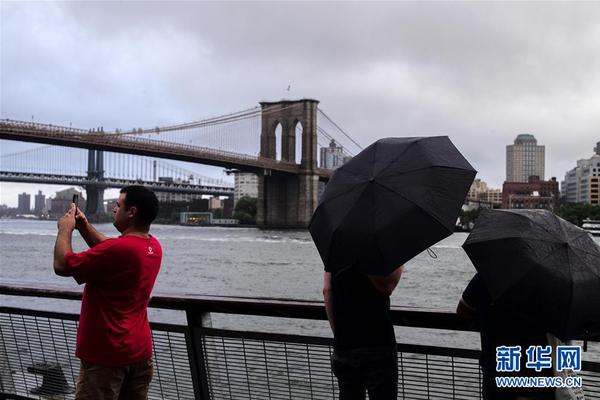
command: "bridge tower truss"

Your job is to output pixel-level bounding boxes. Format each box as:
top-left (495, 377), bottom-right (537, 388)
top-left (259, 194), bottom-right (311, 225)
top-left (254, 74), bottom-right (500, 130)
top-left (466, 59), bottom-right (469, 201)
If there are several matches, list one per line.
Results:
top-left (257, 99), bottom-right (320, 228)
top-left (85, 149), bottom-right (105, 215)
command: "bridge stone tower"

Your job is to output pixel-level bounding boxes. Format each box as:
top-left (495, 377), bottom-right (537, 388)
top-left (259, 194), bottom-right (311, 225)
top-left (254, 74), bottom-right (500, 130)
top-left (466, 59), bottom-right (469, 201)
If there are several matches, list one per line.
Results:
top-left (85, 149), bottom-right (105, 216)
top-left (257, 99), bottom-right (320, 228)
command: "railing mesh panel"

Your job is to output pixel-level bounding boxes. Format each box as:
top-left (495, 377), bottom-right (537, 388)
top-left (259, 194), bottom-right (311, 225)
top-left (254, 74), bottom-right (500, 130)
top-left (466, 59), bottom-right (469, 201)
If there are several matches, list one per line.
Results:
top-left (0, 312), bottom-right (194, 400)
top-left (398, 353), bottom-right (482, 399)
top-left (202, 334), bottom-right (338, 399)
top-left (581, 369), bottom-right (600, 398)
top-left (200, 331), bottom-right (484, 400)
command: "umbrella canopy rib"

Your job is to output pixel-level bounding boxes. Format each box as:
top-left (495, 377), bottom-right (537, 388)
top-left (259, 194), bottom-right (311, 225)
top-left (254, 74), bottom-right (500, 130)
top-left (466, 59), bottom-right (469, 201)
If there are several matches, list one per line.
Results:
top-left (373, 180), bottom-right (451, 234)
top-left (315, 172), bottom-right (368, 209)
top-left (506, 211), bottom-right (577, 243)
top-left (466, 235), bottom-right (571, 247)
top-left (324, 185), bottom-right (376, 268)
top-left (375, 138), bottom-right (428, 177)
top-left (567, 246), bottom-right (600, 280)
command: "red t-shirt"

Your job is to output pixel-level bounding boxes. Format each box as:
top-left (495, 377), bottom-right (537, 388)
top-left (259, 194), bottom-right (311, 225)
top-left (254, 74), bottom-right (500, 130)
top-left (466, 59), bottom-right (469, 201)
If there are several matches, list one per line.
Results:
top-left (64, 235), bottom-right (162, 367)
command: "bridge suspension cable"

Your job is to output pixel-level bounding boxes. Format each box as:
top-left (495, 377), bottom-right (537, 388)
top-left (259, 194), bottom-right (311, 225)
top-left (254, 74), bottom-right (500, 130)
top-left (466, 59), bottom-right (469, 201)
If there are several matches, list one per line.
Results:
top-left (115, 106), bottom-right (262, 136)
top-left (315, 108), bottom-right (362, 162)
top-left (317, 107), bottom-right (363, 152)
top-left (114, 103), bottom-right (307, 137)
top-left (0, 144), bottom-right (87, 175)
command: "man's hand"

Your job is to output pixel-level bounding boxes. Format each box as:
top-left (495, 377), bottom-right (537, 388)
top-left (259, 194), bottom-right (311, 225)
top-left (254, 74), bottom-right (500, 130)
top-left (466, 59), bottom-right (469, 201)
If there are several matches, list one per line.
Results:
top-left (73, 207), bottom-right (108, 248)
top-left (75, 207), bottom-right (89, 232)
top-left (57, 204), bottom-right (77, 232)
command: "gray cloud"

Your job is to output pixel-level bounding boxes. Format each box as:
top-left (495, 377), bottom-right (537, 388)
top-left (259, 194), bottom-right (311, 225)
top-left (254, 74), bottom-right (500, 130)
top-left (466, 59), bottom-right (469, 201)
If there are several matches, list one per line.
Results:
top-left (2, 1), bottom-right (600, 206)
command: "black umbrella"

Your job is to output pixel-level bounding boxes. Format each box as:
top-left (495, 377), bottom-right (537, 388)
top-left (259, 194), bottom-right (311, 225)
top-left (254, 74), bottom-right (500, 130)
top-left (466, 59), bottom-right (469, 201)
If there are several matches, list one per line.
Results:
top-left (309, 136), bottom-right (476, 276)
top-left (462, 209), bottom-right (600, 340)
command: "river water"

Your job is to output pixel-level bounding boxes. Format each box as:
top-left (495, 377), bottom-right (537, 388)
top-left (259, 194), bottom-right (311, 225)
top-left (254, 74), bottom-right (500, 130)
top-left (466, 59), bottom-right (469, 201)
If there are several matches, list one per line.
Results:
top-left (1, 219), bottom-right (599, 355)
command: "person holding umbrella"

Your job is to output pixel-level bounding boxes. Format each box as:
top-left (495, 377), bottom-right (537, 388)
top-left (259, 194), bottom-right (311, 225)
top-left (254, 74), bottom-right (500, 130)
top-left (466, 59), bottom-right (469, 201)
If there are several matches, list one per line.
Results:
top-left (458, 209), bottom-right (600, 400)
top-left (311, 137), bottom-right (476, 399)
top-left (457, 273), bottom-right (556, 400)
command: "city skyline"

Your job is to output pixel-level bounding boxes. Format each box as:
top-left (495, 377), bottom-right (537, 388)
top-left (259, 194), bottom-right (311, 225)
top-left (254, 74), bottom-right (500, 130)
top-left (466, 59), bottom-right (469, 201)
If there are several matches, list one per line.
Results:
top-left (3, 2), bottom-right (600, 204)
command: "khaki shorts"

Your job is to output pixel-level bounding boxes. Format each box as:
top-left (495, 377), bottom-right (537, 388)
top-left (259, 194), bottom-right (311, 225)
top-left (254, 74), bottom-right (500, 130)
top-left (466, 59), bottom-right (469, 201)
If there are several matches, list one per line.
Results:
top-left (75, 358), bottom-right (153, 400)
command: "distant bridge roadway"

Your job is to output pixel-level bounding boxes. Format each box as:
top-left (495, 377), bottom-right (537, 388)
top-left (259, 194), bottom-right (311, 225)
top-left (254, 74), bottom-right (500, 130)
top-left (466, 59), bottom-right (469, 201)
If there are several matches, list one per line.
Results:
top-left (0, 171), bottom-right (234, 196)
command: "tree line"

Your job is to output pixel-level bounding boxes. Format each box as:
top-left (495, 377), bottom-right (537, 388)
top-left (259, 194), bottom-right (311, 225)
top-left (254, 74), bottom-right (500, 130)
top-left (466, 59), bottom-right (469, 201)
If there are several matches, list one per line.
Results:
top-left (458, 203), bottom-right (600, 228)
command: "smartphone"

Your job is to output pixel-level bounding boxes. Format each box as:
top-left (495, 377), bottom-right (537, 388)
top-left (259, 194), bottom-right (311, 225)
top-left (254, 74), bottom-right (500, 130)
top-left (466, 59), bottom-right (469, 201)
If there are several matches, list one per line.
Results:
top-left (72, 194), bottom-right (79, 216)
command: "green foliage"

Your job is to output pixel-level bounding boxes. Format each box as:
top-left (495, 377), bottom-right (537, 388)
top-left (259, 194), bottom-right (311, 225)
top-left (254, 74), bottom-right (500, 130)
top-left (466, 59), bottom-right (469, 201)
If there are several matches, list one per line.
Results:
top-left (212, 208), bottom-right (224, 219)
top-left (234, 196), bottom-right (257, 225)
top-left (459, 208), bottom-right (481, 226)
top-left (556, 203), bottom-right (600, 226)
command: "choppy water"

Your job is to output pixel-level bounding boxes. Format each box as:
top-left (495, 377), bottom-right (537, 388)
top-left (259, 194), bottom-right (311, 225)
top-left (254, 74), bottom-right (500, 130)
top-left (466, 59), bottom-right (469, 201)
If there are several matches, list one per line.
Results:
top-left (0, 219), bottom-right (474, 307)
top-left (1, 219), bottom-right (599, 354)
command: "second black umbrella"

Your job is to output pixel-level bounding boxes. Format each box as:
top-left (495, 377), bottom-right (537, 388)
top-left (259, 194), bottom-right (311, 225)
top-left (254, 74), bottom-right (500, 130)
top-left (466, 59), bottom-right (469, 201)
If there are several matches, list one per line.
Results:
top-left (309, 136), bottom-right (476, 276)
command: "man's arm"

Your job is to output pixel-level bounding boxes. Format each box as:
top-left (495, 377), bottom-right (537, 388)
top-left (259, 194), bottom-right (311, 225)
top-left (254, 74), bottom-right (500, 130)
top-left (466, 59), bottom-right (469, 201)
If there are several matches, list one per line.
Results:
top-left (54, 206), bottom-right (76, 276)
top-left (75, 209), bottom-right (108, 248)
top-left (323, 272), bottom-right (334, 333)
top-left (368, 265), bottom-right (404, 297)
top-left (456, 274), bottom-right (483, 319)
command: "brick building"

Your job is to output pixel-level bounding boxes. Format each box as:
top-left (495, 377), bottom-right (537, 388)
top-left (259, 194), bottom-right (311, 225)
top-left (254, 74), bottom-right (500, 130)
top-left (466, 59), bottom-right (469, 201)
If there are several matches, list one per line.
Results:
top-left (502, 176), bottom-right (559, 210)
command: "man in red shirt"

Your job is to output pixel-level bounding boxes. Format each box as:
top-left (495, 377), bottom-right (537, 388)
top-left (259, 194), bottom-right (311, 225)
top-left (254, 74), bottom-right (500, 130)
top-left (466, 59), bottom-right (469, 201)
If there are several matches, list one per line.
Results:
top-left (53, 185), bottom-right (162, 400)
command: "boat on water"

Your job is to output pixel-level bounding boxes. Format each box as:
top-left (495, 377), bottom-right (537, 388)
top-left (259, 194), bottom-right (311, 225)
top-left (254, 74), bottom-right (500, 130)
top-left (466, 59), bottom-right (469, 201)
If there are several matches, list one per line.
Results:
top-left (582, 218), bottom-right (600, 236)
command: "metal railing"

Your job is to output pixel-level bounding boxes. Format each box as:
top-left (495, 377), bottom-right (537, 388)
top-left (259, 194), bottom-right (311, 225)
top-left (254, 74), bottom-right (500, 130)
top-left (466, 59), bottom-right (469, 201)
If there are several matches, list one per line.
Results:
top-left (0, 281), bottom-right (598, 400)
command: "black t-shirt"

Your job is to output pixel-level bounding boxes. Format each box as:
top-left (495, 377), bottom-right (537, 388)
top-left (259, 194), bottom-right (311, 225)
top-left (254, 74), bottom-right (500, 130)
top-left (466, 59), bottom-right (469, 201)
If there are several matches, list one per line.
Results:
top-left (331, 267), bottom-right (396, 351)
top-left (462, 273), bottom-right (553, 397)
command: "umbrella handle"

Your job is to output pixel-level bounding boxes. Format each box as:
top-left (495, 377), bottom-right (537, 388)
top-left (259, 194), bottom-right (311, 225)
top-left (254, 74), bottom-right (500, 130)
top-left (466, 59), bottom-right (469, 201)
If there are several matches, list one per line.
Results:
top-left (426, 248), bottom-right (438, 259)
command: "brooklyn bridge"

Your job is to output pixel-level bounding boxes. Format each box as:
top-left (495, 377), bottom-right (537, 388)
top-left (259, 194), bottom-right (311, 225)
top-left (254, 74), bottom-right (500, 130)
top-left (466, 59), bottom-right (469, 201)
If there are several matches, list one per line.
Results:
top-left (0, 99), bottom-right (363, 228)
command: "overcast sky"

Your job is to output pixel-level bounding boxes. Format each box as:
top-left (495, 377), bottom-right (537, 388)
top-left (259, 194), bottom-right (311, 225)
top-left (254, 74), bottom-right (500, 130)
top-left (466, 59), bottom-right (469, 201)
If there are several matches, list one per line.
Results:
top-left (2, 1), bottom-right (600, 207)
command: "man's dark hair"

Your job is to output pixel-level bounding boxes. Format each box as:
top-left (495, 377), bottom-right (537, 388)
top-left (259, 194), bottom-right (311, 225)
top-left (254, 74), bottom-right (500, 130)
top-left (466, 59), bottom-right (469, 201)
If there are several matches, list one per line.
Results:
top-left (120, 186), bottom-right (159, 225)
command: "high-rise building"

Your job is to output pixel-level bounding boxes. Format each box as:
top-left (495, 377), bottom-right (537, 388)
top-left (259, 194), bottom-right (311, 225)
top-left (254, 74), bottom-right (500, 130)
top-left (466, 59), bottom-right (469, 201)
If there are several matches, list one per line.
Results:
top-left (506, 134), bottom-right (545, 182)
top-left (44, 197), bottom-right (53, 214)
top-left (561, 143), bottom-right (600, 205)
top-left (34, 190), bottom-right (45, 215)
top-left (233, 172), bottom-right (258, 204)
top-left (17, 192), bottom-right (31, 214)
top-left (320, 140), bottom-right (351, 170)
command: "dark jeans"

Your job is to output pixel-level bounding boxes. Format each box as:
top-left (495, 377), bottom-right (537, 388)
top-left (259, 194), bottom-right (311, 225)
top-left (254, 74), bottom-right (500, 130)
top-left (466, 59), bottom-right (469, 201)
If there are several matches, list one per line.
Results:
top-left (331, 346), bottom-right (398, 400)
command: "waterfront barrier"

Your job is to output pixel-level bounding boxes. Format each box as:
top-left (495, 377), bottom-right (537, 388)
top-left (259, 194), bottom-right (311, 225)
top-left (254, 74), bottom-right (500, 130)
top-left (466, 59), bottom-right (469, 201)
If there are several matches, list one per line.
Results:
top-left (0, 281), bottom-right (599, 400)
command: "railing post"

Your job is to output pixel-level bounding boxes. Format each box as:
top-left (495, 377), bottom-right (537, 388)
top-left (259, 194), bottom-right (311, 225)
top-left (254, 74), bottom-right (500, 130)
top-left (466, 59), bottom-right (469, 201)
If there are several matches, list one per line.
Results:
top-left (185, 308), bottom-right (212, 400)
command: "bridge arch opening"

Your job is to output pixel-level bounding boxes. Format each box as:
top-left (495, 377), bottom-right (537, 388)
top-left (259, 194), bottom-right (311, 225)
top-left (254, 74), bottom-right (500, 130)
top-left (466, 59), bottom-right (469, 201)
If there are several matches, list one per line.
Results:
top-left (294, 120), bottom-right (303, 165)
top-left (274, 122), bottom-right (283, 161)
